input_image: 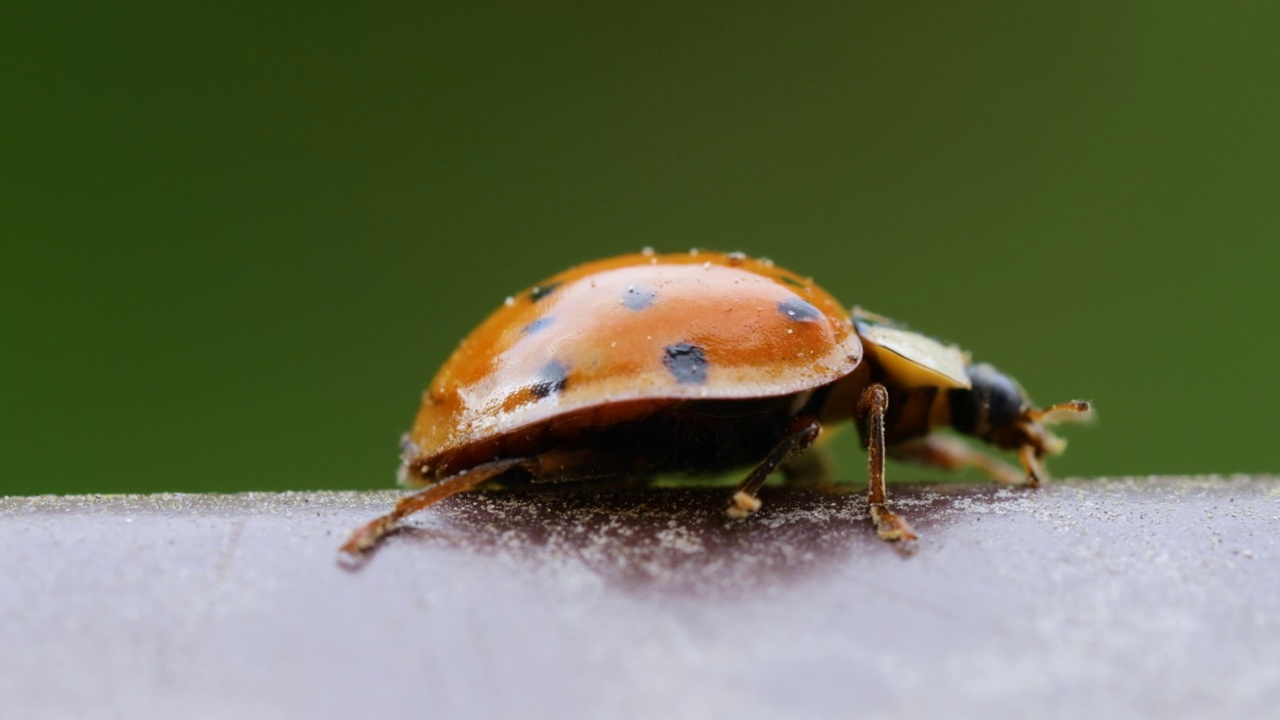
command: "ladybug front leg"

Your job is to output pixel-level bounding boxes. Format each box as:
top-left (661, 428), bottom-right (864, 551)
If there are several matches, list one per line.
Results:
top-left (340, 457), bottom-right (533, 559)
top-left (725, 416), bottom-right (823, 519)
top-left (857, 384), bottom-right (918, 543)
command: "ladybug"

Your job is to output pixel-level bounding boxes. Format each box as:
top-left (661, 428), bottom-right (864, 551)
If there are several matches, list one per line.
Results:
top-left (341, 249), bottom-right (1090, 557)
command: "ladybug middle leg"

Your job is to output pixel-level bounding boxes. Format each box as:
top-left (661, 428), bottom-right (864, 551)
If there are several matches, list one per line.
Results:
top-left (779, 443), bottom-right (835, 488)
top-left (724, 416), bottom-right (823, 519)
top-left (857, 383), bottom-right (918, 543)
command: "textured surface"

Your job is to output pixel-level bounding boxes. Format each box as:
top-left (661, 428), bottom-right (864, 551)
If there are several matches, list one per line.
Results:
top-left (3, 476), bottom-right (1278, 720)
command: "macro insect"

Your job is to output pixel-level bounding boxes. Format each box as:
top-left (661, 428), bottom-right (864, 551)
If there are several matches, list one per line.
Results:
top-left (340, 249), bottom-right (1090, 557)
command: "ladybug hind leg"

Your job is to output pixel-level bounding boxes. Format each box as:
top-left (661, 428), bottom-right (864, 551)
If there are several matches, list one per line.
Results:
top-left (340, 445), bottom-right (655, 561)
top-left (340, 457), bottom-right (533, 559)
top-left (528, 445), bottom-right (654, 485)
top-left (725, 416), bottom-right (823, 519)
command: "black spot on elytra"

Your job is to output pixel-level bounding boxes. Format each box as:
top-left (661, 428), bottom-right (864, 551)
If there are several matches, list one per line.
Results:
top-left (777, 298), bottom-right (822, 322)
top-left (663, 343), bottom-right (709, 385)
top-left (530, 359), bottom-right (569, 398)
top-left (523, 316), bottom-right (556, 334)
top-left (780, 275), bottom-right (806, 289)
top-left (530, 282), bottom-right (561, 302)
top-left (621, 284), bottom-right (657, 311)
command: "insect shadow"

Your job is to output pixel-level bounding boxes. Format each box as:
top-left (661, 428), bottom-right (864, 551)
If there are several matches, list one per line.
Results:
top-left (341, 483), bottom-right (983, 595)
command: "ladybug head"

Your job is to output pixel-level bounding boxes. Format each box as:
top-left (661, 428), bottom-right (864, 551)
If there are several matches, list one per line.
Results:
top-left (949, 363), bottom-right (1092, 483)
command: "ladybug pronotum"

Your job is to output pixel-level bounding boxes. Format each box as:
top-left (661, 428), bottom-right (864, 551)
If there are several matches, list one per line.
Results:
top-left (341, 250), bottom-right (1090, 557)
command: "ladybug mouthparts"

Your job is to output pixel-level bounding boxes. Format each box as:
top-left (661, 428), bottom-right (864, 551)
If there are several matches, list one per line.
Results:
top-left (1002, 400), bottom-right (1094, 484)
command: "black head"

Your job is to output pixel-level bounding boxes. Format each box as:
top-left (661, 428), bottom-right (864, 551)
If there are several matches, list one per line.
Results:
top-left (949, 363), bottom-right (1026, 439)
top-left (949, 362), bottom-right (1091, 483)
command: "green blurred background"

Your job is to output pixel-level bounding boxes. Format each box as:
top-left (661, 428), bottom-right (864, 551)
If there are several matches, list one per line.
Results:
top-left (3, 2), bottom-right (1278, 495)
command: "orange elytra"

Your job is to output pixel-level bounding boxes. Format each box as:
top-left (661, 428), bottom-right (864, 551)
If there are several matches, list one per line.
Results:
top-left (341, 249), bottom-right (1091, 558)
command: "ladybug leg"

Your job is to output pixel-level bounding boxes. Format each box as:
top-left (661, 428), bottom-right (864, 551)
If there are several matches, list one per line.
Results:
top-left (858, 384), bottom-right (918, 543)
top-left (780, 444), bottom-right (835, 488)
top-left (340, 457), bottom-right (533, 558)
top-left (725, 416), bottom-right (822, 519)
top-left (1017, 444), bottom-right (1046, 488)
top-left (887, 434), bottom-right (1026, 485)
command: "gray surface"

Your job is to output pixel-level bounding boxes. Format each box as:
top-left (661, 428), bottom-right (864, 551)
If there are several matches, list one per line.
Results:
top-left (2, 476), bottom-right (1278, 720)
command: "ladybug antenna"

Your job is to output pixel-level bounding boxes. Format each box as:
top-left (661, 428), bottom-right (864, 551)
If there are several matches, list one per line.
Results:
top-left (1020, 400), bottom-right (1092, 454)
top-left (1026, 400), bottom-right (1094, 426)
